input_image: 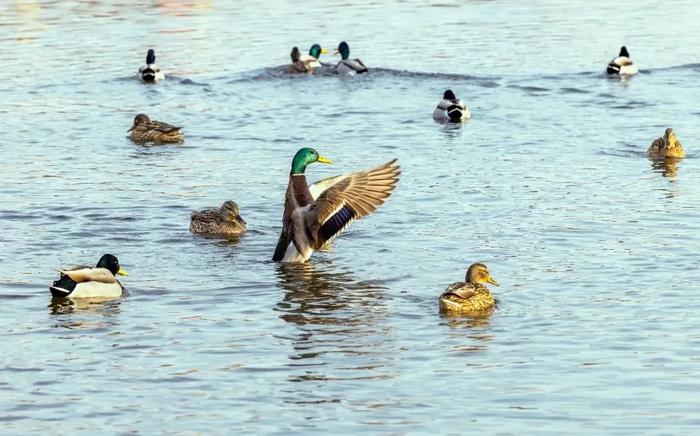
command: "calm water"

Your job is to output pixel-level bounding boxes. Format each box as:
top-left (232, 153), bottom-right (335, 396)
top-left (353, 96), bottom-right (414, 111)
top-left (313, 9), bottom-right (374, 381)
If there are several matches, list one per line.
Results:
top-left (2, 0), bottom-right (700, 434)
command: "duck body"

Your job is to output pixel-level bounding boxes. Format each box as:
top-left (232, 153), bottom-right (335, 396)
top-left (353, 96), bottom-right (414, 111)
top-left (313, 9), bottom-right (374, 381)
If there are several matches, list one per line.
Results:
top-left (439, 263), bottom-right (498, 315)
top-left (272, 148), bottom-right (400, 263)
top-left (294, 44), bottom-right (327, 73)
top-left (334, 42), bottom-right (368, 75)
top-left (648, 128), bottom-right (685, 159)
top-left (138, 49), bottom-right (165, 83)
top-left (128, 113), bottom-right (184, 144)
top-left (287, 47), bottom-right (308, 74)
top-left (190, 201), bottom-right (247, 237)
top-left (433, 90), bottom-right (470, 123)
top-left (607, 46), bottom-right (638, 76)
top-left (50, 254), bottom-right (128, 299)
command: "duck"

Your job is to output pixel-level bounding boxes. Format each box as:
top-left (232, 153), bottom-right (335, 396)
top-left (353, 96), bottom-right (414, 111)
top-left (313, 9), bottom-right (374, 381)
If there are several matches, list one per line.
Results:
top-left (127, 113), bottom-right (184, 144)
top-left (50, 254), bottom-right (128, 299)
top-left (272, 147), bottom-right (400, 263)
top-left (647, 128), bottom-right (685, 159)
top-left (288, 47), bottom-right (308, 74)
top-left (439, 263), bottom-right (498, 314)
top-left (607, 46), bottom-right (638, 76)
top-left (297, 44), bottom-right (328, 72)
top-left (333, 41), bottom-right (368, 75)
top-left (432, 89), bottom-right (471, 123)
top-left (138, 49), bottom-right (165, 83)
top-left (190, 200), bottom-right (247, 237)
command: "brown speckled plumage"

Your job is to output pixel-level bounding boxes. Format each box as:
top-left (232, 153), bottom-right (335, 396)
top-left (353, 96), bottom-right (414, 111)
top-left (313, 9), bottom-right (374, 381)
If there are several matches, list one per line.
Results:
top-left (647, 128), bottom-right (685, 159)
top-left (439, 263), bottom-right (498, 315)
top-left (190, 201), bottom-right (246, 237)
top-left (128, 114), bottom-right (184, 144)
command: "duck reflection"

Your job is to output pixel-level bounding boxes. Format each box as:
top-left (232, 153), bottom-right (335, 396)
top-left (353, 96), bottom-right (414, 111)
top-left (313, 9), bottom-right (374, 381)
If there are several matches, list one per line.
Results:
top-left (650, 157), bottom-right (681, 178)
top-left (275, 262), bottom-right (392, 384)
top-left (48, 296), bottom-right (123, 329)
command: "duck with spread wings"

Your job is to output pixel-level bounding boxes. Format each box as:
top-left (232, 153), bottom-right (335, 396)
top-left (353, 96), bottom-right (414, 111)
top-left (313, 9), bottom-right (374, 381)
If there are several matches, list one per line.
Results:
top-left (272, 147), bottom-right (400, 263)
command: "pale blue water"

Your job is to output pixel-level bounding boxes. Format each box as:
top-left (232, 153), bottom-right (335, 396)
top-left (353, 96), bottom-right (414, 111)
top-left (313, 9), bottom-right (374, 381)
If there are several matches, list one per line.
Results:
top-left (1, 0), bottom-right (700, 434)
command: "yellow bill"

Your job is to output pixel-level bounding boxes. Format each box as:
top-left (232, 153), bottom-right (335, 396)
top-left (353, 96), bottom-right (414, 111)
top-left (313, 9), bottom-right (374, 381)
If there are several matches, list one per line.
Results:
top-left (317, 155), bottom-right (332, 164)
top-left (486, 275), bottom-right (499, 286)
top-left (117, 267), bottom-right (129, 276)
top-left (320, 48), bottom-right (329, 54)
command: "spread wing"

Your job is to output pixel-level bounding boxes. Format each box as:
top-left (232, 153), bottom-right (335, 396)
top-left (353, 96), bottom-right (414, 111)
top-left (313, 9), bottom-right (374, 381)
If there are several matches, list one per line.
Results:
top-left (305, 159), bottom-right (400, 248)
top-left (308, 174), bottom-right (353, 200)
top-left (61, 267), bottom-right (117, 284)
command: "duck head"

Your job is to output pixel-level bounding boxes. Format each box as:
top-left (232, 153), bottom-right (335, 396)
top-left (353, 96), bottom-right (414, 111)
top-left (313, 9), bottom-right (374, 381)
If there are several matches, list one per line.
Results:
top-left (661, 128), bottom-right (685, 158)
top-left (465, 263), bottom-right (498, 286)
top-left (619, 46), bottom-right (630, 57)
top-left (291, 147), bottom-right (332, 175)
top-left (220, 201), bottom-right (246, 225)
top-left (290, 46), bottom-right (301, 62)
top-left (308, 44), bottom-right (328, 59)
top-left (443, 89), bottom-right (457, 100)
top-left (127, 113), bottom-right (151, 132)
top-left (334, 41), bottom-right (350, 60)
top-left (97, 254), bottom-right (128, 276)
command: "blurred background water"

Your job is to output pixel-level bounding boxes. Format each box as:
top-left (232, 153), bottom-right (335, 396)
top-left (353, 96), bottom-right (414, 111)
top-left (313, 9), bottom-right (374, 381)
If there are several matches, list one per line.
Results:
top-left (1, 0), bottom-right (700, 434)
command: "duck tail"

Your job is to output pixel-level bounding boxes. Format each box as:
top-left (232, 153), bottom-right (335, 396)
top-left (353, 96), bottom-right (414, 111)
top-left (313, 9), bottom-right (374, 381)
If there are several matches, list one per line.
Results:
top-left (447, 105), bottom-right (464, 122)
top-left (49, 274), bottom-right (76, 298)
top-left (141, 68), bottom-right (157, 83)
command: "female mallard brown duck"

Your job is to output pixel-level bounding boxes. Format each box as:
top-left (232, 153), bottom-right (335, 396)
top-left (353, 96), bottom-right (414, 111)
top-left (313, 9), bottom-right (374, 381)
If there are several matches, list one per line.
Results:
top-left (288, 47), bottom-right (308, 74)
top-left (128, 114), bottom-right (184, 144)
top-left (647, 128), bottom-right (685, 159)
top-left (272, 147), bottom-right (400, 263)
top-left (439, 263), bottom-right (498, 314)
top-left (50, 254), bottom-right (128, 299)
top-left (333, 41), bottom-right (368, 75)
top-left (138, 49), bottom-right (165, 83)
top-left (190, 201), bottom-right (247, 237)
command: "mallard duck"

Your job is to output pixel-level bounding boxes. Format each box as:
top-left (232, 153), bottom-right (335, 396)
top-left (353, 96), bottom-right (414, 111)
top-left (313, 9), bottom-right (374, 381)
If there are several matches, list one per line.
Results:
top-left (439, 263), bottom-right (498, 314)
top-left (127, 113), bottom-right (184, 144)
top-left (333, 41), bottom-right (368, 75)
top-left (138, 49), bottom-right (165, 83)
top-left (607, 46), bottom-right (638, 75)
top-left (50, 254), bottom-right (128, 299)
top-left (432, 89), bottom-right (471, 123)
top-left (287, 47), bottom-right (308, 74)
top-left (648, 128), bottom-right (685, 159)
top-left (272, 147), bottom-right (400, 263)
top-left (297, 44), bottom-right (328, 72)
top-left (190, 200), bottom-right (247, 237)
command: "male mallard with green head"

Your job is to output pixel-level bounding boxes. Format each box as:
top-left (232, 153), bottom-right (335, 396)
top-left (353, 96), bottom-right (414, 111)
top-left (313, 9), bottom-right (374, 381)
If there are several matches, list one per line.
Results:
top-left (297, 44), bottom-right (328, 72)
top-left (128, 113), bottom-right (184, 144)
top-left (333, 41), bottom-right (368, 75)
top-left (190, 200), bottom-right (247, 237)
top-left (433, 89), bottom-right (470, 123)
top-left (439, 263), bottom-right (498, 314)
top-left (272, 147), bottom-right (400, 263)
top-left (647, 128), bottom-right (685, 159)
top-left (50, 254), bottom-right (128, 299)
top-left (138, 49), bottom-right (165, 83)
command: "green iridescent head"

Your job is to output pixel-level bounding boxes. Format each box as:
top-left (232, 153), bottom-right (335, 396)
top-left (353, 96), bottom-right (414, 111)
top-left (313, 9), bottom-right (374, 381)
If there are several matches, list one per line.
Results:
top-left (291, 147), bottom-right (332, 175)
top-left (308, 44), bottom-right (327, 59)
top-left (335, 41), bottom-right (350, 60)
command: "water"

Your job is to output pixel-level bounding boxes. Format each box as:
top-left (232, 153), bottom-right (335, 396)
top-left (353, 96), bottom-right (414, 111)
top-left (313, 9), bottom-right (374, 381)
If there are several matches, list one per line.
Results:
top-left (2, 0), bottom-right (700, 433)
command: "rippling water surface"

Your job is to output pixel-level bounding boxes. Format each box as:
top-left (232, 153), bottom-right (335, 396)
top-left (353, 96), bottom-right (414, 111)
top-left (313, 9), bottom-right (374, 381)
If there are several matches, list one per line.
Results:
top-left (2, 0), bottom-right (700, 433)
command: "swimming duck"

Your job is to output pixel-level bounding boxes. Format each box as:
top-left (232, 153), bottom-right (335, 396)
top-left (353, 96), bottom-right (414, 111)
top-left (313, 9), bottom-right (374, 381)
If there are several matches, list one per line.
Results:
top-left (333, 41), bottom-right (368, 75)
top-left (127, 113), bottom-right (184, 144)
top-left (272, 147), bottom-right (400, 263)
top-left (297, 44), bottom-right (328, 72)
top-left (607, 46), bottom-right (638, 76)
top-left (439, 263), bottom-right (498, 314)
top-left (138, 49), bottom-right (165, 83)
top-left (647, 128), bottom-right (685, 159)
top-left (50, 254), bottom-right (128, 299)
top-left (288, 47), bottom-right (308, 74)
top-left (190, 200), bottom-right (247, 237)
top-left (432, 89), bottom-right (471, 123)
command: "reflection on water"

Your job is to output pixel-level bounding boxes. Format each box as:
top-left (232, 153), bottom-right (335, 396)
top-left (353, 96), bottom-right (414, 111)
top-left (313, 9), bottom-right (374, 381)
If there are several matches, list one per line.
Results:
top-left (275, 263), bottom-right (393, 383)
top-left (48, 297), bottom-right (123, 329)
top-left (650, 157), bottom-right (682, 178)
